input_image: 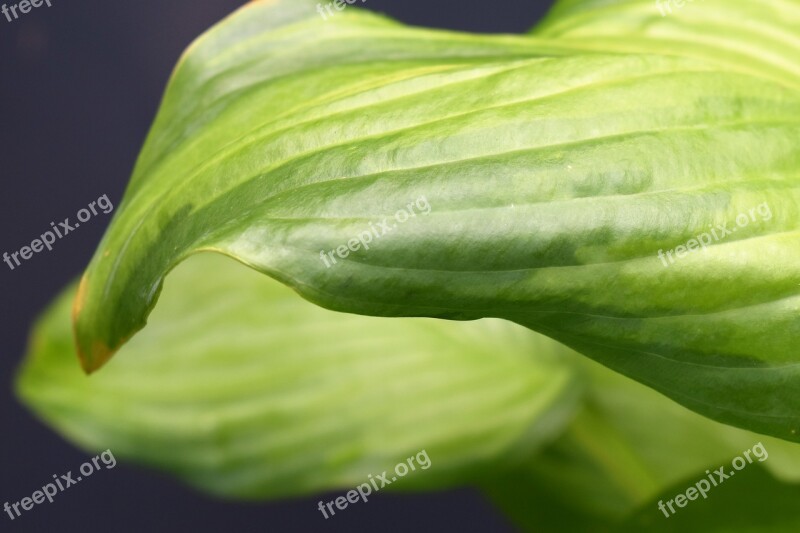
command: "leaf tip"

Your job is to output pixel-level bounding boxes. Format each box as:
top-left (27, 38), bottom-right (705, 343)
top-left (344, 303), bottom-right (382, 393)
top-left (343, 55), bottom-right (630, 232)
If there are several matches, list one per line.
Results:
top-left (77, 340), bottom-right (116, 375)
top-left (71, 274), bottom-right (117, 374)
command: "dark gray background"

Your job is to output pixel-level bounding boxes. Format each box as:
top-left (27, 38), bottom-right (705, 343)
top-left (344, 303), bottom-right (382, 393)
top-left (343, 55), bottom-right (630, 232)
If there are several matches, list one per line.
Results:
top-left (0, 1), bottom-right (555, 531)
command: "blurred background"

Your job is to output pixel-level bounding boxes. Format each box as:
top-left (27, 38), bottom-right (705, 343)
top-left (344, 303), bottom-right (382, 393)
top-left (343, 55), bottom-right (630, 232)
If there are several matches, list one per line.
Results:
top-left (0, 1), bottom-right (555, 531)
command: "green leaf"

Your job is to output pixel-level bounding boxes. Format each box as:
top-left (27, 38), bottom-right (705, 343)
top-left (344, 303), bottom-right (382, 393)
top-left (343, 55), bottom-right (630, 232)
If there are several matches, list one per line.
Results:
top-left (616, 465), bottom-right (800, 532)
top-left (482, 356), bottom-right (754, 530)
top-left (483, 355), bottom-right (800, 532)
top-left (72, 0), bottom-right (800, 443)
top-left (18, 253), bottom-right (580, 499)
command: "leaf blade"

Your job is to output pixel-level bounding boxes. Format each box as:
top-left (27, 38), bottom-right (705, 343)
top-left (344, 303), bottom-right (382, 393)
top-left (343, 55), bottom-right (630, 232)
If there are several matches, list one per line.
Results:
top-left (73, 0), bottom-right (800, 441)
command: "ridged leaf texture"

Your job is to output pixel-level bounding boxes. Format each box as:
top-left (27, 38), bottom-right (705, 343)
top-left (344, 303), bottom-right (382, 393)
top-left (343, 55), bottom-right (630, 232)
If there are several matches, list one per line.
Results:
top-left (66, 0), bottom-right (800, 441)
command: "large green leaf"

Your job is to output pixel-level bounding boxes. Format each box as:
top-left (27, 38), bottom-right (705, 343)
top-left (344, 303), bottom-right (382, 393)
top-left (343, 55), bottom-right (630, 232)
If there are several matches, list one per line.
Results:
top-left (71, 0), bottom-right (800, 443)
top-left (18, 254), bottom-right (580, 498)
